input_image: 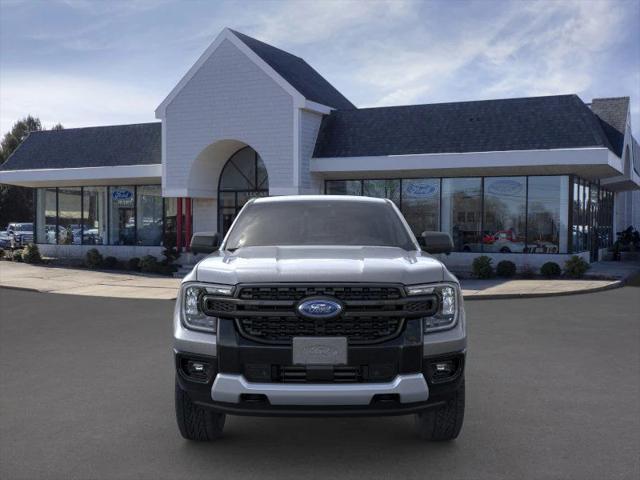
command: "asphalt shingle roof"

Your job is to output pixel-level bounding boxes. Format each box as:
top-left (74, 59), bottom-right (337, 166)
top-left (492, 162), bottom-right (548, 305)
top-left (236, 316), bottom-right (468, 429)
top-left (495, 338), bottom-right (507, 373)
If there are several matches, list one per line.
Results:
top-left (0, 123), bottom-right (161, 171)
top-left (590, 97), bottom-right (629, 157)
top-left (313, 94), bottom-right (616, 158)
top-left (230, 29), bottom-right (355, 110)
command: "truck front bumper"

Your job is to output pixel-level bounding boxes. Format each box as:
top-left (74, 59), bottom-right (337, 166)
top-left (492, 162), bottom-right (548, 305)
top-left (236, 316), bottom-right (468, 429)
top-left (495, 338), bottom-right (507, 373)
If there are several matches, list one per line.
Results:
top-left (174, 306), bottom-right (466, 417)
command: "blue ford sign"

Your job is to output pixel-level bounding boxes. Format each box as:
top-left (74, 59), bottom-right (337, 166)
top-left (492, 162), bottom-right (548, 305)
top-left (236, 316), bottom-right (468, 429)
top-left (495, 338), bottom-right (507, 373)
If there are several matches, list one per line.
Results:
top-left (111, 189), bottom-right (133, 201)
top-left (487, 179), bottom-right (523, 196)
top-left (297, 298), bottom-right (343, 319)
top-left (406, 182), bottom-right (438, 198)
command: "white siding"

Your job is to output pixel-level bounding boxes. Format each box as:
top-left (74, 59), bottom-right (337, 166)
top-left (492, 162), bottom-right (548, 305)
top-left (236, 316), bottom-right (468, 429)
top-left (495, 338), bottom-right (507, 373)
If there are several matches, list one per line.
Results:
top-left (299, 109), bottom-right (324, 193)
top-left (192, 198), bottom-right (217, 233)
top-left (163, 39), bottom-right (294, 196)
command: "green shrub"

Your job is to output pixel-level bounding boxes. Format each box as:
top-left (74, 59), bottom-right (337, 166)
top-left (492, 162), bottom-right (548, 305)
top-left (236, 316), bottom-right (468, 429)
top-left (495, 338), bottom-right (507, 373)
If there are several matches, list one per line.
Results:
top-left (472, 256), bottom-right (494, 279)
top-left (540, 262), bottom-right (561, 278)
top-left (140, 255), bottom-right (159, 273)
top-left (496, 260), bottom-right (516, 278)
top-left (128, 257), bottom-right (141, 271)
top-left (103, 256), bottom-right (118, 269)
top-left (564, 255), bottom-right (590, 278)
top-left (520, 264), bottom-right (536, 279)
top-left (0, 249), bottom-right (5, 259)
top-left (12, 250), bottom-right (23, 262)
top-left (85, 248), bottom-right (103, 269)
top-left (21, 244), bottom-right (42, 264)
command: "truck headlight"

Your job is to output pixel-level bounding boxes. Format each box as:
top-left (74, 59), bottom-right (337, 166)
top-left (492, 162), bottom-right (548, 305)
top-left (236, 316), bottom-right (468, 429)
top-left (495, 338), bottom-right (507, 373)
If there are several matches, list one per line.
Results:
top-left (181, 283), bottom-right (233, 333)
top-left (406, 283), bottom-right (459, 333)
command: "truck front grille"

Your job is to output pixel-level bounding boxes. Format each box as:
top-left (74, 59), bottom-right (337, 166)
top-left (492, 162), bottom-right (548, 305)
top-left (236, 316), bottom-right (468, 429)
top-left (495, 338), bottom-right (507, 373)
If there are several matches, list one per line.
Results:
top-left (202, 283), bottom-right (438, 345)
top-left (237, 315), bottom-right (403, 344)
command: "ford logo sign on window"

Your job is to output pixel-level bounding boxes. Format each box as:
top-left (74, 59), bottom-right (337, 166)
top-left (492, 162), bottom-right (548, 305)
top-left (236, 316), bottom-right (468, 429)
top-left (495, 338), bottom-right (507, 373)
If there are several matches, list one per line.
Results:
top-left (297, 298), bottom-right (343, 319)
top-left (111, 189), bottom-right (133, 201)
top-left (405, 182), bottom-right (438, 198)
top-left (487, 179), bottom-right (523, 196)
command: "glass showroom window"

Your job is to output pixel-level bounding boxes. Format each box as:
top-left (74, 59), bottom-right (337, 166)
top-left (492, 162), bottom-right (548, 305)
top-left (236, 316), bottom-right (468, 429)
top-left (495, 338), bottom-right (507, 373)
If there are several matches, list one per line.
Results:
top-left (526, 176), bottom-right (569, 253)
top-left (483, 177), bottom-right (526, 253)
top-left (325, 180), bottom-right (362, 196)
top-left (83, 187), bottom-right (107, 245)
top-left (35, 188), bottom-right (57, 244)
top-left (363, 179), bottom-right (401, 206)
top-left (401, 178), bottom-right (440, 236)
top-left (109, 186), bottom-right (136, 245)
top-left (136, 185), bottom-right (163, 246)
top-left (441, 178), bottom-right (482, 252)
top-left (57, 188), bottom-right (82, 245)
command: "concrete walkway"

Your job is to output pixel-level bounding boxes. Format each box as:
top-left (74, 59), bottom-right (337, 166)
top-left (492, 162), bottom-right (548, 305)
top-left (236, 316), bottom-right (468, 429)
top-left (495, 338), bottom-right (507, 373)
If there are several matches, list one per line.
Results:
top-left (1, 261), bottom-right (636, 301)
top-left (0, 262), bottom-right (180, 300)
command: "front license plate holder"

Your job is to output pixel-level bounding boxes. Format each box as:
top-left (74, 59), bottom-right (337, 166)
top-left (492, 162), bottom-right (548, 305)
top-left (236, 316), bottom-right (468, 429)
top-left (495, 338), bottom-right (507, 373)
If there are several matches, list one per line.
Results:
top-left (292, 337), bottom-right (348, 365)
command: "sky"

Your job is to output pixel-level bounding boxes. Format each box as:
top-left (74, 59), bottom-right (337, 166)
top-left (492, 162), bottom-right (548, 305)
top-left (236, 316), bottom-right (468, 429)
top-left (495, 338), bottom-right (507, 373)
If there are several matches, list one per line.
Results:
top-left (1, 0), bottom-right (639, 137)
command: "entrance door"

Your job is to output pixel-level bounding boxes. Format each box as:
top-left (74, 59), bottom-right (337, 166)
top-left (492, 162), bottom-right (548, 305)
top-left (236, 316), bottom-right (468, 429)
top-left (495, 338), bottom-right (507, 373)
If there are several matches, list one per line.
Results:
top-left (217, 147), bottom-right (268, 234)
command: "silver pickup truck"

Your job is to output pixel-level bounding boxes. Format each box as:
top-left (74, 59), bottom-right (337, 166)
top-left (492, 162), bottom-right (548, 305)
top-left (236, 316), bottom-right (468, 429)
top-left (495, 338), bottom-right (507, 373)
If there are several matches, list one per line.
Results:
top-left (174, 196), bottom-right (466, 442)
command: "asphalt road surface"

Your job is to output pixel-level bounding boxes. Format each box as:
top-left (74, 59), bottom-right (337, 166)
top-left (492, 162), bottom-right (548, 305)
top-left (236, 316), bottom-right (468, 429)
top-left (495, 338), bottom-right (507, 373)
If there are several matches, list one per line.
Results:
top-left (1, 285), bottom-right (638, 480)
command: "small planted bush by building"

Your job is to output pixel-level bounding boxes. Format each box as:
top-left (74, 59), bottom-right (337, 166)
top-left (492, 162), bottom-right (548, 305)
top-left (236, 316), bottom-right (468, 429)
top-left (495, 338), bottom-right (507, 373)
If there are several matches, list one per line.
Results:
top-left (564, 256), bottom-right (590, 278)
top-left (472, 256), bottom-right (493, 279)
top-left (540, 262), bottom-right (561, 278)
top-left (85, 248), bottom-right (103, 269)
top-left (140, 255), bottom-right (160, 273)
top-left (128, 257), bottom-right (141, 271)
top-left (22, 244), bottom-right (42, 264)
top-left (496, 260), bottom-right (516, 278)
top-left (103, 256), bottom-right (118, 269)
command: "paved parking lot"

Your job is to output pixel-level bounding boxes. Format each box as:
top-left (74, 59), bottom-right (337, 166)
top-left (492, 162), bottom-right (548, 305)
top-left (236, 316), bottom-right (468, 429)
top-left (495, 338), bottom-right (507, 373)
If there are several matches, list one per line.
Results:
top-left (0, 286), bottom-right (638, 480)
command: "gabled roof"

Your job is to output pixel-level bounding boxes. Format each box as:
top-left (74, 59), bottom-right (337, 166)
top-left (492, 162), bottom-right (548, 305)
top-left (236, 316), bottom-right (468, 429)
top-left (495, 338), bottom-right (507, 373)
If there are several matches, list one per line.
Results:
top-left (313, 94), bottom-right (616, 158)
top-left (229, 30), bottom-right (355, 110)
top-left (0, 123), bottom-right (161, 171)
top-left (590, 97), bottom-right (630, 157)
top-left (156, 28), bottom-right (354, 117)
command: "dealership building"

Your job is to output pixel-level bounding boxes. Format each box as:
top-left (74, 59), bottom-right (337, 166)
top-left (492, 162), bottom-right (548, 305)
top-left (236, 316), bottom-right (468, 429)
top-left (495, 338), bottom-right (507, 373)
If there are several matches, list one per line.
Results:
top-left (1, 28), bottom-right (639, 269)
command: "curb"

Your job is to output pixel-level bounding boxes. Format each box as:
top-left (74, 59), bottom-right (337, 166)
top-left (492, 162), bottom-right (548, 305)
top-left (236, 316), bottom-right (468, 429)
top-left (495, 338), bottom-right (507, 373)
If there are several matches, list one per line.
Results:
top-left (462, 279), bottom-right (624, 301)
top-left (0, 285), bottom-right (41, 294)
top-left (0, 284), bottom-right (178, 300)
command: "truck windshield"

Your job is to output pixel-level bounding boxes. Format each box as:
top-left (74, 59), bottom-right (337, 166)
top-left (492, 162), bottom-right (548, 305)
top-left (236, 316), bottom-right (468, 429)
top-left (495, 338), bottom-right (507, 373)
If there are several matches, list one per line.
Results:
top-left (224, 200), bottom-right (416, 250)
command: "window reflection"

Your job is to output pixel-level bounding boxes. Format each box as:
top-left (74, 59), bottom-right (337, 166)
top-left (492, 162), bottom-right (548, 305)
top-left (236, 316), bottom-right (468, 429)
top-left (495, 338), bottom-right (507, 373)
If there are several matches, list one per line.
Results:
top-left (441, 178), bottom-right (482, 252)
top-left (82, 187), bottom-right (107, 245)
top-left (35, 188), bottom-right (57, 244)
top-left (136, 186), bottom-right (163, 246)
top-left (326, 180), bottom-right (362, 196)
top-left (401, 179), bottom-right (439, 235)
top-left (526, 176), bottom-right (569, 253)
top-left (483, 177), bottom-right (526, 253)
top-left (363, 179), bottom-right (400, 206)
top-left (57, 188), bottom-right (82, 245)
top-left (109, 186), bottom-right (136, 245)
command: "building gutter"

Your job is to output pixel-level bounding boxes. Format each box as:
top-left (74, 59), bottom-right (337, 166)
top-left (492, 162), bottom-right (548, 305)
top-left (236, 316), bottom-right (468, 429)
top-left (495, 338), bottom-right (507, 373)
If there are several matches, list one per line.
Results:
top-left (0, 164), bottom-right (162, 188)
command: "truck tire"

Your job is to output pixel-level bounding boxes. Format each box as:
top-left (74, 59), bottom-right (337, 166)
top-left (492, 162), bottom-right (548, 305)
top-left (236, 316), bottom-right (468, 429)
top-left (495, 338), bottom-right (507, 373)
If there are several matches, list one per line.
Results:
top-left (175, 378), bottom-right (226, 441)
top-left (414, 378), bottom-right (465, 441)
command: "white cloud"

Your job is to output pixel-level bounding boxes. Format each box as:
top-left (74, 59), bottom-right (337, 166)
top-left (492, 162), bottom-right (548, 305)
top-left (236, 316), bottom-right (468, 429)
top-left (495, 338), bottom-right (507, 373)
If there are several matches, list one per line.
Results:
top-left (343, 0), bottom-right (628, 107)
top-left (249, 0), bottom-right (412, 46)
top-left (0, 72), bottom-right (158, 133)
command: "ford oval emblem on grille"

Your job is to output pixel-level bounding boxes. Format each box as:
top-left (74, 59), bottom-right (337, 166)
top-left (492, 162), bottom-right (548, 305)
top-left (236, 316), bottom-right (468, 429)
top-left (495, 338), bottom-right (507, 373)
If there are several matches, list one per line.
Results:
top-left (297, 298), bottom-right (343, 319)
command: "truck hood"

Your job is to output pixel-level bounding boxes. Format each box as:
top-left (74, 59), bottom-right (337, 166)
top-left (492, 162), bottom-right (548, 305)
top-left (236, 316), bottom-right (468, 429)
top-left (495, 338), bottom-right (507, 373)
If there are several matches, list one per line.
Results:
top-left (194, 246), bottom-right (446, 285)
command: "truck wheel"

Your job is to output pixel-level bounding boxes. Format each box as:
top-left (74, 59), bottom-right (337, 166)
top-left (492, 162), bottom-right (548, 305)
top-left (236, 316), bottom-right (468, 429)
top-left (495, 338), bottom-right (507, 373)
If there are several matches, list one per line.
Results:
top-left (414, 379), bottom-right (465, 441)
top-left (175, 378), bottom-right (226, 441)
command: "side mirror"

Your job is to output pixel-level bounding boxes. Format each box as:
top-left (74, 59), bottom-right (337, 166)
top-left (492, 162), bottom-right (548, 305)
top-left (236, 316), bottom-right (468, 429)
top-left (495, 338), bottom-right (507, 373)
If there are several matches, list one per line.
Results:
top-left (190, 232), bottom-right (220, 255)
top-left (420, 231), bottom-right (453, 254)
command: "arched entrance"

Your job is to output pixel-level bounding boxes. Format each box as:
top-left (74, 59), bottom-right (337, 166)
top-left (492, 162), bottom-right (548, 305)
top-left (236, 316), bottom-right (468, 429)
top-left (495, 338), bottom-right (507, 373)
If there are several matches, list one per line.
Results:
top-left (218, 146), bottom-right (269, 233)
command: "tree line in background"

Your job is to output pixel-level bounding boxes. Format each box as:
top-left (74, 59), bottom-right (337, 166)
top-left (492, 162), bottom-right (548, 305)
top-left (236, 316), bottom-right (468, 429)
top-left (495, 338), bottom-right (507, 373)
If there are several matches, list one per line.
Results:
top-left (0, 116), bottom-right (63, 228)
